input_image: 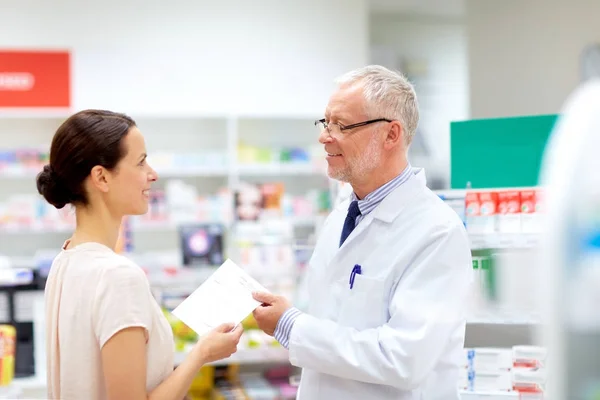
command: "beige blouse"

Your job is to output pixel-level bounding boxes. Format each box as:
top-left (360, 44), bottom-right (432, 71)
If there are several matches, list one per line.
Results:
top-left (45, 241), bottom-right (174, 399)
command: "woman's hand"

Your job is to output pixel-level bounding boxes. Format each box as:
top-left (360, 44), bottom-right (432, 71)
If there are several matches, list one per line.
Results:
top-left (197, 323), bottom-right (244, 363)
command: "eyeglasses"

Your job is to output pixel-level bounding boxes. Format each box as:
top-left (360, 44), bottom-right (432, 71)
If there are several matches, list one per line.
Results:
top-left (314, 118), bottom-right (393, 136)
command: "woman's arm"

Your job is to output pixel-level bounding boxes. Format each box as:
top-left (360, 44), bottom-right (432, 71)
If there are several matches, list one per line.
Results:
top-left (101, 324), bottom-right (243, 400)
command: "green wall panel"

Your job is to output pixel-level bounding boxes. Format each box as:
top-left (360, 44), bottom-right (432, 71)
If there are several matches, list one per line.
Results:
top-left (450, 115), bottom-right (558, 189)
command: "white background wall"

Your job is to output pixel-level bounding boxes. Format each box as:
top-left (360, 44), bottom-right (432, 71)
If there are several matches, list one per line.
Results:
top-left (369, 14), bottom-right (469, 186)
top-left (467, 0), bottom-right (600, 118)
top-left (0, 0), bottom-right (368, 116)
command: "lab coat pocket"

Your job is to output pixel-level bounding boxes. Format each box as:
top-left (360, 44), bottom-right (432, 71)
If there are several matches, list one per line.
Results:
top-left (337, 274), bottom-right (386, 330)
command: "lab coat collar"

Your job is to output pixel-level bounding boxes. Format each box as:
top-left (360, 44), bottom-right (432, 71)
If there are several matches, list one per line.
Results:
top-left (369, 167), bottom-right (426, 223)
top-left (330, 167), bottom-right (427, 257)
top-left (334, 168), bottom-right (427, 222)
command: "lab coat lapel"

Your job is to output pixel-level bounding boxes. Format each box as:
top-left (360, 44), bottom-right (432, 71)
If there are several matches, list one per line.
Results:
top-left (337, 212), bottom-right (374, 251)
top-left (368, 168), bottom-right (426, 223)
top-left (326, 169), bottom-right (427, 273)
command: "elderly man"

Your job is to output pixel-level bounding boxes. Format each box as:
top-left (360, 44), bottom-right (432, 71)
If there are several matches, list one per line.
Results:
top-left (253, 65), bottom-right (473, 400)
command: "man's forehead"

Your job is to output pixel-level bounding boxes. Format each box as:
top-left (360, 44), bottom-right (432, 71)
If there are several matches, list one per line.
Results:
top-left (326, 84), bottom-right (364, 117)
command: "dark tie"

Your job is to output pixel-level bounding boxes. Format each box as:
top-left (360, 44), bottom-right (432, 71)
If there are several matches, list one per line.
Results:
top-left (339, 200), bottom-right (361, 247)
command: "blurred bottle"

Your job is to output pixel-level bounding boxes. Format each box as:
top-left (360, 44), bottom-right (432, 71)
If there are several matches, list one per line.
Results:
top-left (537, 79), bottom-right (600, 400)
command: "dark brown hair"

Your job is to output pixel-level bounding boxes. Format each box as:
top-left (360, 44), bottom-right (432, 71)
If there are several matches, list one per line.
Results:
top-left (36, 109), bottom-right (136, 209)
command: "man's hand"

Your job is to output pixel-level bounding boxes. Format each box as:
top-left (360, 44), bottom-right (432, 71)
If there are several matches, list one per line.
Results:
top-left (252, 292), bottom-right (291, 336)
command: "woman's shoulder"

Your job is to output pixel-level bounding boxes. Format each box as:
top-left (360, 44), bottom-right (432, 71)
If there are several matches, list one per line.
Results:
top-left (65, 246), bottom-right (149, 289)
top-left (97, 254), bottom-right (147, 284)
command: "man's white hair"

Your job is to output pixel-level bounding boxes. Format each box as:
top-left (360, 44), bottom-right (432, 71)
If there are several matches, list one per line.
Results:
top-left (335, 65), bottom-right (419, 146)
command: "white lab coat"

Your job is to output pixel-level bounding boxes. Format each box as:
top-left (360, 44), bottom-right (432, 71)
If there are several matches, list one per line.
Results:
top-left (289, 169), bottom-right (473, 400)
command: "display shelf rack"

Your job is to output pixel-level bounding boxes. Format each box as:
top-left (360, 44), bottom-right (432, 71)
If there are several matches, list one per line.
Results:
top-left (469, 233), bottom-right (539, 250)
top-left (460, 390), bottom-right (519, 399)
top-left (173, 346), bottom-right (289, 367)
top-left (0, 163), bottom-right (325, 180)
top-left (0, 215), bottom-right (324, 235)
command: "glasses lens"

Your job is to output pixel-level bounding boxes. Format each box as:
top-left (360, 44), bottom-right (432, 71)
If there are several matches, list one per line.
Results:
top-left (316, 120), bottom-right (326, 133)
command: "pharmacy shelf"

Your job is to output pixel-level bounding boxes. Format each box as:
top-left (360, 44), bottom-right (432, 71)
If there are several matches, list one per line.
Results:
top-left (174, 346), bottom-right (289, 367)
top-left (0, 385), bottom-right (23, 399)
top-left (469, 233), bottom-right (539, 250)
top-left (0, 167), bottom-right (228, 179)
top-left (156, 165), bottom-right (229, 177)
top-left (150, 267), bottom-right (297, 291)
top-left (467, 308), bottom-right (540, 326)
top-left (1, 225), bottom-right (73, 234)
top-left (0, 169), bottom-right (40, 179)
top-left (237, 162), bottom-right (324, 176)
top-left (148, 266), bottom-right (218, 290)
top-left (0, 267), bottom-right (35, 286)
top-left (1, 215), bottom-right (323, 235)
top-left (0, 109), bottom-right (71, 119)
top-left (0, 168), bottom-right (223, 179)
top-left (12, 375), bottom-right (47, 391)
top-left (3, 258), bottom-right (297, 289)
top-left (460, 390), bottom-right (519, 399)
top-left (12, 373), bottom-right (523, 398)
top-left (467, 316), bottom-right (540, 325)
top-left (0, 163), bottom-right (325, 180)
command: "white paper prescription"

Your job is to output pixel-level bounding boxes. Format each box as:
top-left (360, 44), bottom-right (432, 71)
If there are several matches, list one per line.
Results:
top-left (172, 259), bottom-right (270, 336)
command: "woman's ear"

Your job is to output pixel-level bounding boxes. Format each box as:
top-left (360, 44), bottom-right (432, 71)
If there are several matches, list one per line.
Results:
top-left (89, 165), bottom-right (110, 193)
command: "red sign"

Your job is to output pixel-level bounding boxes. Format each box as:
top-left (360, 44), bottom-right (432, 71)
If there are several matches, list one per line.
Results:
top-left (0, 50), bottom-right (71, 108)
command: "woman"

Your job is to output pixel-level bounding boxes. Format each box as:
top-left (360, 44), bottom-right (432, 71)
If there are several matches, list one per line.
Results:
top-left (36, 109), bottom-right (243, 399)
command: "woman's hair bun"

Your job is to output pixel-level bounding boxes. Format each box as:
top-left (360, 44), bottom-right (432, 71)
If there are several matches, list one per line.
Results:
top-left (36, 164), bottom-right (72, 209)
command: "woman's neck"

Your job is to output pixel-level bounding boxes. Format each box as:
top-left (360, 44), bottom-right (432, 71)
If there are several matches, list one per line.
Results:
top-left (68, 204), bottom-right (122, 251)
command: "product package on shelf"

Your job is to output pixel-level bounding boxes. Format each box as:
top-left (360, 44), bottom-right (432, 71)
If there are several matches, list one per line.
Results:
top-left (260, 183), bottom-right (285, 218)
top-left (234, 182), bottom-right (290, 221)
top-left (162, 180), bottom-right (233, 226)
top-left (461, 188), bottom-right (544, 251)
top-left (497, 191), bottom-right (521, 233)
top-left (205, 365), bottom-right (297, 400)
top-left (147, 151), bottom-right (229, 172)
top-left (129, 181), bottom-right (234, 230)
top-left (234, 183), bottom-right (263, 221)
top-left (229, 219), bottom-right (297, 297)
top-left (0, 193), bottom-right (75, 231)
top-left (466, 191), bottom-right (498, 235)
top-left (519, 189), bottom-right (542, 233)
top-left (463, 348), bottom-right (513, 371)
top-left (460, 346), bottom-right (547, 397)
top-left (233, 181), bottom-right (329, 223)
top-left (437, 187), bottom-right (543, 249)
top-left (237, 142), bottom-right (321, 167)
top-left (460, 391), bottom-right (518, 399)
top-left (470, 254), bottom-right (494, 305)
top-left (171, 326), bottom-right (286, 367)
top-left (0, 148), bottom-right (48, 177)
top-left (0, 325), bottom-right (16, 386)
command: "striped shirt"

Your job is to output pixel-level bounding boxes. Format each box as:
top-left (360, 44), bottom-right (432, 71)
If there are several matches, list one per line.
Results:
top-left (273, 164), bottom-right (413, 349)
top-left (352, 164), bottom-right (413, 224)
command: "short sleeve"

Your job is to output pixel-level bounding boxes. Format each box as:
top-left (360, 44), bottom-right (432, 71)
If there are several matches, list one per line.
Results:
top-left (93, 264), bottom-right (153, 348)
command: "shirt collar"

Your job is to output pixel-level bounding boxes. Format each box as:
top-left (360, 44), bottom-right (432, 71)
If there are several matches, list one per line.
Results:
top-left (351, 164), bottom-right (413, 216)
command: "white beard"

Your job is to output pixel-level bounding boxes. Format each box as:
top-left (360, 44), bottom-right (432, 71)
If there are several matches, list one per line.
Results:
top-left (327, 137), bottom-right (381, 183)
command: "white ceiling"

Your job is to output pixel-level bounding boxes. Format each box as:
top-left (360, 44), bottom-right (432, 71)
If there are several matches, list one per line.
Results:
top-left (369, 0), bottom-right (465, 17)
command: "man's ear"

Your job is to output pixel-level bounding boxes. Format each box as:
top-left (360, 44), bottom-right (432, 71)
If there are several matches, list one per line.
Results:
top-left (384, 121), bottom-right (404, 149)
top-left (89, 165), bottom-right (110, 193)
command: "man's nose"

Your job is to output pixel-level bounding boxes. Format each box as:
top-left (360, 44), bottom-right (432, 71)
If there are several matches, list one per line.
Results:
top-left (318, 128), bottom-right (333, 144)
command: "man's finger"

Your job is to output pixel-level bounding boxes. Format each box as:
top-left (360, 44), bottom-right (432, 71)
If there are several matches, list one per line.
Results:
top-left (253, 291), bottom-right (276, 304)
top-left (252, 307), bottom-right (265, 318)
